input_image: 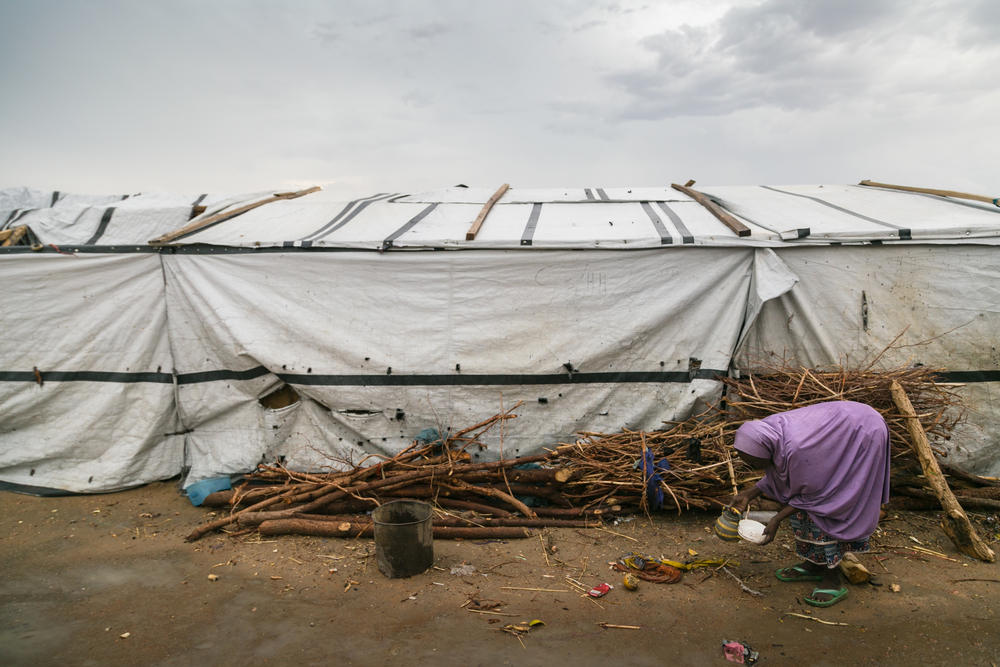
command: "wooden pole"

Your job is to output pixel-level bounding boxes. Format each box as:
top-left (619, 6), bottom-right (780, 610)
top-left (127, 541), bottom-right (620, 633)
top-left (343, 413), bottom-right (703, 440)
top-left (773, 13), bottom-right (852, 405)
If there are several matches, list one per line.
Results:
top-left (1, 226), bottom-right (28, 247)
top-left (465, 183), bottom-right (509, 240)
top-left (150, 186), bottom-right (321, 245)
top-left (860, 180), bottom-right (998, 207)
top-left (670, 183), bottom-right (751, 237)
top-left (890, 380), bottom-right (995, 562)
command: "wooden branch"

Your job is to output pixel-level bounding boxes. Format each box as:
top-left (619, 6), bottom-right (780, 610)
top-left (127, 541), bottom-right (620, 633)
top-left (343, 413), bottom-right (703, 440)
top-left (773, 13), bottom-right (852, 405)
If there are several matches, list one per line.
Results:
top-left (150, 186), bottom-right (322, 245)
top-left (891, 380), bottom-right (995, 562)
top-left (671, 183), bottom-right (751, 237)
top-left (257, 519), bottom-right (532, 540)
top-left (441, 479), bottom-right (538, 518)
top-left (941, 463), bottom-right (1000, 488)
top-left (1, 226), bottom-right (28, 247)
top-left (465, 183), bottom-right (509, 240)
top-left (859, 180), bottom-right (998, 207)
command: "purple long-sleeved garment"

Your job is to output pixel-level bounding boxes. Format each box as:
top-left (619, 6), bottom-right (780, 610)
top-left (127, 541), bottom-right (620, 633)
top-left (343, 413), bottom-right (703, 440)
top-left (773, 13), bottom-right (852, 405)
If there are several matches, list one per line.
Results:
top-left (734, 401), bottom-right (890, 542)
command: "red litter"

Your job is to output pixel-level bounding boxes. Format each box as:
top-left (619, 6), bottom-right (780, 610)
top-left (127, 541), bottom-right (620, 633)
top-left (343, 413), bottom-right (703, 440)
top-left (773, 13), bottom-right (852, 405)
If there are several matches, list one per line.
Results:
top-left (588, 583), bottom-right (613, 597)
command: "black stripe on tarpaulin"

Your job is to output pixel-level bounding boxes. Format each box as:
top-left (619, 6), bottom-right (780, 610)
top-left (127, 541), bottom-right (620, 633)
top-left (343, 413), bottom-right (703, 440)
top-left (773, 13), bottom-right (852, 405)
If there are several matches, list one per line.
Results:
top-left (298, 193), bottom-right (389, 242)
top-left (520, 203), bottom-right (543, 246)
top-left (584, 188), bottom-right (596, 201)
top-left (0, 370), bottom-right (173, 383)
top-left (10, 209), bottom-right (33, 225)
top-left (596, 188), bottom-right (611, 202)
top-left (655, 202), bottom-right (694, 243)
top-left (192, 194), bottom-right (208, 206)
top-left (50, 191), bottom-right (61, 207)
top-left (934, 370), bottom-right (1000, 383)
top-left (3, 209), bottom-right (21, 226)
top-left (761, 186), bottom-right (911, 238)
top-left (640, 202), bottom-right (673, 245)
top-left (311, 193), bottom-right (401, 242)
top-left (275, 369), bottom-right (727, 386)
top-left (382, 203), bottom-right (439, 250)
top-left (83, 207), bottom-right (117, 245)
top-left (0, 481), bottom-right (82, 498)
top-left (175, 366), bottom-right (272, 385)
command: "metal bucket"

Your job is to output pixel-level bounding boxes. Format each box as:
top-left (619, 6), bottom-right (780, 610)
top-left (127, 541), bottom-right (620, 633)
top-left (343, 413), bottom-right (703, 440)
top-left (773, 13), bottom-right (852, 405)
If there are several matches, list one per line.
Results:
top-left (372, 500), bottom-right (434, 578)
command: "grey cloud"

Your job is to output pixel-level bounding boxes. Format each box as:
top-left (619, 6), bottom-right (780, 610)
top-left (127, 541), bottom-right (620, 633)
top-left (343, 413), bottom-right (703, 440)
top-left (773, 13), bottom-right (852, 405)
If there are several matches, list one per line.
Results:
top-left (607, 0), bottom-right (1000, 120)
top-left (404, 20), bottom-right (452, 40)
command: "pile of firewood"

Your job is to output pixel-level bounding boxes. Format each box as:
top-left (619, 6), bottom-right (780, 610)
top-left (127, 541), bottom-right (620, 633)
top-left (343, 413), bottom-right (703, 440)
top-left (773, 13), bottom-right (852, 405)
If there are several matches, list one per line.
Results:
top-left (185, 408), bottom-right (618, 543)
top-left (186, 356), bottom-right (997, 544)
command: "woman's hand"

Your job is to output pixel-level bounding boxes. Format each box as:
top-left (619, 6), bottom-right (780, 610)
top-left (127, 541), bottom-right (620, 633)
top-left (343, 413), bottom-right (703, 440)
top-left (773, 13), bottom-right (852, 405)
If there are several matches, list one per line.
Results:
top-left (759, 516), bottom-right (781, 545)
top-left (758, 504), bottom-right (798, 546)
top-left (728, 486), bottom-right (762, 513)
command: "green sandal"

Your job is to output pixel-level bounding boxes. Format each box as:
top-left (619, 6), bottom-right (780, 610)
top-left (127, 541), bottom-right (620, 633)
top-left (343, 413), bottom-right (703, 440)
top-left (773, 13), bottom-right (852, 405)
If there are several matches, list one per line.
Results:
top-left (775, 566), bottom-right (823, 582)
top-left (805, 587), bottom-right (849, 607)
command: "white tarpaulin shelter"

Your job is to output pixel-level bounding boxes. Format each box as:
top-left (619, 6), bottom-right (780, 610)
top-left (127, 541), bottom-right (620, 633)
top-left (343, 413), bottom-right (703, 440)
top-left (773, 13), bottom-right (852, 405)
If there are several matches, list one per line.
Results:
top-left (1, 182), bottom-right (998, 494)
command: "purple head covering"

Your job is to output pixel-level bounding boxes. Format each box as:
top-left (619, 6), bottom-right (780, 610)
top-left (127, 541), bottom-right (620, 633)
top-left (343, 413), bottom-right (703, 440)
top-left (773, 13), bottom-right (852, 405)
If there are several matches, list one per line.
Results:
top-left (734, 401), bottom-right (890, 542)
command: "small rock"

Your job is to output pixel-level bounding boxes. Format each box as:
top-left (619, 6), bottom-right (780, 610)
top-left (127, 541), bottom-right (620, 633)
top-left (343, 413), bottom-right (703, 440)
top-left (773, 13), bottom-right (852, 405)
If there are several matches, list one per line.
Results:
top-left (207, 574), bottom-right (219, 581)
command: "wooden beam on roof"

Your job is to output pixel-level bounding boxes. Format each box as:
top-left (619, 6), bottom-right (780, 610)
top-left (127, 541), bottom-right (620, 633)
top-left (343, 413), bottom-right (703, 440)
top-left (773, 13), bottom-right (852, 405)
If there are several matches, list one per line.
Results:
top-left (860, 180), bottom-right (999, 207)
top-left (149, 186), bottom-right (322, 245)
top-left (671, 182), bottom-right (751, 237)
top-left (1, 226), bottom-right (28, 247)
top-left (466, 183), bottom-right (510, 241)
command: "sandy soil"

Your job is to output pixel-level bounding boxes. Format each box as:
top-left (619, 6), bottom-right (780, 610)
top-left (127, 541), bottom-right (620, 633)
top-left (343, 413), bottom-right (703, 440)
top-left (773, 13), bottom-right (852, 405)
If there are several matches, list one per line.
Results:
top-left (2, 481), bottom-right (999, 667)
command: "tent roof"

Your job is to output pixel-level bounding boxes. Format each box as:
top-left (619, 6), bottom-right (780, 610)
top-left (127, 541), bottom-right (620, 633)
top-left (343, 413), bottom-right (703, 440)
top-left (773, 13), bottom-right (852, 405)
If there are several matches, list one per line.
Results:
top-left (3, 184), bottom-right (999, 250)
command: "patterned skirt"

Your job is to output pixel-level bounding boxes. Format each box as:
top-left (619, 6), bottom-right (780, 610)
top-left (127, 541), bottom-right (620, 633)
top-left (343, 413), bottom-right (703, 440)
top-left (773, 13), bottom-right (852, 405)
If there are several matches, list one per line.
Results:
top-left (789, 510), bottom-right (872, 569)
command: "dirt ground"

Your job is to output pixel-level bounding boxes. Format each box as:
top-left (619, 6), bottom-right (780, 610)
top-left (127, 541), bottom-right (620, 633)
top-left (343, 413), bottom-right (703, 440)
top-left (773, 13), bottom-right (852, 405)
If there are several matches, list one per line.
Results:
top-left (2, 481), bottom-right (999, 667)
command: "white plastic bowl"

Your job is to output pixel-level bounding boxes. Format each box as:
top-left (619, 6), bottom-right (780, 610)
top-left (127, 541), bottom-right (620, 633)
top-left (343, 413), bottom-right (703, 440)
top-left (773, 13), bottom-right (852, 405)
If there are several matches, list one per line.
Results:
top-left (737, 519), bottom-right (767, 544)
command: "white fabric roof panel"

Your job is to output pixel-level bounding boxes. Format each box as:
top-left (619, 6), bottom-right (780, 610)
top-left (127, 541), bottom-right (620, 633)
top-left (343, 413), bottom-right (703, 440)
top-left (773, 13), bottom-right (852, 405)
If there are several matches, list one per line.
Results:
top-left (700, 184), bottom-right (1000, 243)
top-left (179, 190), bottom-right (774, 249)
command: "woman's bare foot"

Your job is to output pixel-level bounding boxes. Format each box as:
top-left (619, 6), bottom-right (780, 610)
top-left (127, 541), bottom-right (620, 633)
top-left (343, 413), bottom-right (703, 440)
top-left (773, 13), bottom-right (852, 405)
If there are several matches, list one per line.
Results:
top-left (809, 568), bottom-right (844, 602)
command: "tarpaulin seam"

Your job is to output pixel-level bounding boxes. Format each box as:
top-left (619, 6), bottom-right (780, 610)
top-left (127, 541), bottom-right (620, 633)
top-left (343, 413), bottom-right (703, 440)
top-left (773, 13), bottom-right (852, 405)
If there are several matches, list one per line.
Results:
top-left (50, 191), bottom-right (61, 207)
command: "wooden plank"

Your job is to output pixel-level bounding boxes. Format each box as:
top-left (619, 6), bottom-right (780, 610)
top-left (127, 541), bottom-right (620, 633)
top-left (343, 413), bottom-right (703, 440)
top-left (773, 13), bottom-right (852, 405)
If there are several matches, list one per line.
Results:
top-left (891, 380), bottom-right (995, 562)
top-left (860, 180), bottom-right (998, 207)
top-left (670, 183), bottom-right (751, 237)
top-left (465, 183), bottom-right (510, 241)
top-left (149, 186), bottom-right (321, 245)
top-left (0, 228), bottom-right (12, 244)
top-left (1, 226), bottom-right (28, 247)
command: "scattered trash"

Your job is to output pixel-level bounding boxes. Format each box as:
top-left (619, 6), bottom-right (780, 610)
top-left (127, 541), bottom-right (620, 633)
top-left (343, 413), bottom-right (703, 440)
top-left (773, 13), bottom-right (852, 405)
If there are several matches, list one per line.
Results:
top-left (119, 632), bottom-right (131, 639)
top-left (612, 553), bottom-right (682, 583)
top-left (207, 574), bottom-right (219, 581)
top-left (451, 564), bottom-right (476, 576)
top-left (598, 622), bottom-right (640, 629)
top-left (891, 583), bottom-right (901, 593)
top-left (499, 619), bottom-right (544, 647)
top-left (722, 639), bottom-right (758, 664)
top-left (588, 583), bottom-right (613, 597)
top-left (623, 573), bottom-right (639, 591)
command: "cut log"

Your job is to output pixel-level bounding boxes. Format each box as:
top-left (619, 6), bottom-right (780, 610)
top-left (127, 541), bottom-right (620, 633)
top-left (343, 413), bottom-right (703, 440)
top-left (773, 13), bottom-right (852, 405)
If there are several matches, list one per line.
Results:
top-left (838, 553), bottom-right (870, 584)
top-left (941, 463), bottom-right (1000, 488)
top-left (891, 380), bottom-right (995, 562)
top-left (1, 226), bottom-right (28, 247)
top-left (896, 487), bottom-right (1000, 511)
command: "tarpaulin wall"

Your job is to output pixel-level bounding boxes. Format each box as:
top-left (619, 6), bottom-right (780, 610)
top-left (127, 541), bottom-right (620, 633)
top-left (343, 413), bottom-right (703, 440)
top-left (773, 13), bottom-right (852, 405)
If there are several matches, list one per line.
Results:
top-left (738, 244), bottom-right (1000, 475)
top-left (0, 252), bottom-right (182, 492)
top-left (162, 248), bottom-right (793, 486)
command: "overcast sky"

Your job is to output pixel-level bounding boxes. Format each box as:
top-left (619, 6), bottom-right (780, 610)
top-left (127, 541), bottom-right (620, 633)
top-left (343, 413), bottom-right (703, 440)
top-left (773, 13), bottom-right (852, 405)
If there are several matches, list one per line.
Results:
top-left (1, 0), bottom-right (997, 196)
